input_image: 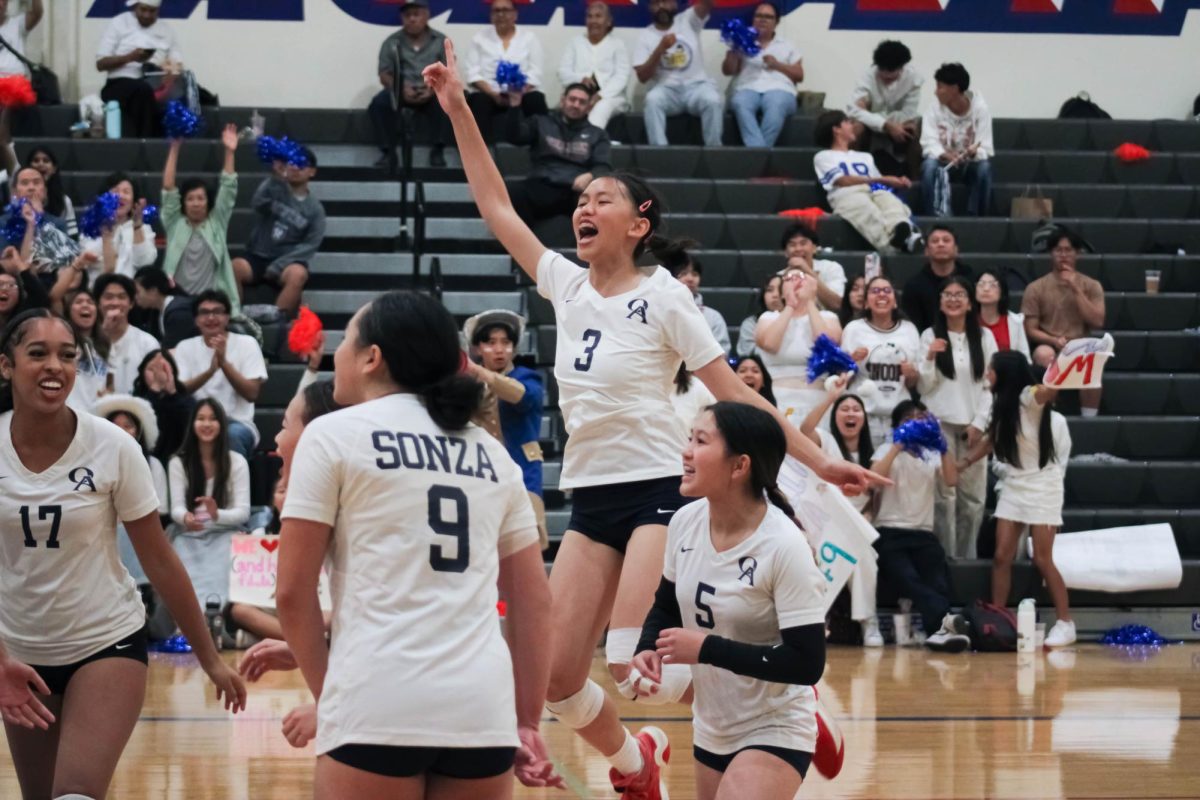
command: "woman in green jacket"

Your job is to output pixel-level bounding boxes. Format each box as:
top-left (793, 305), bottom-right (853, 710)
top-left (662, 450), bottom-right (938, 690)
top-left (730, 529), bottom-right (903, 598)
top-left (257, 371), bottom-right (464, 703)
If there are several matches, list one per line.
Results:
top-left (161, 124), bottom-right (242, 313)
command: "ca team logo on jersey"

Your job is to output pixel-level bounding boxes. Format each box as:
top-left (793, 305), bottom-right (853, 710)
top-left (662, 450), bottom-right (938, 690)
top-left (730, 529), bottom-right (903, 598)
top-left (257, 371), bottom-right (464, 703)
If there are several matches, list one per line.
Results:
top-left (69, 467), bottom-right (97, 493)
top-left (738, 556), bottom-right (758, 587)
top-left (626, 298), bottom-right (649, 325)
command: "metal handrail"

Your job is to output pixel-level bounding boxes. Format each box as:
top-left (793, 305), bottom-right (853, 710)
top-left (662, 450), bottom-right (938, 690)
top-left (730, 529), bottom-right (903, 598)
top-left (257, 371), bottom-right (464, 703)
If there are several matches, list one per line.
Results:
top-left (412, 180), bottom-right (427, 285)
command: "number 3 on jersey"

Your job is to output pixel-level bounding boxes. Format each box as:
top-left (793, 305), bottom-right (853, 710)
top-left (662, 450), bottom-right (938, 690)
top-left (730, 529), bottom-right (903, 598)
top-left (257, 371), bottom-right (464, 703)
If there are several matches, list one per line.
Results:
top-left (574, 329), bottom-right (602, 372)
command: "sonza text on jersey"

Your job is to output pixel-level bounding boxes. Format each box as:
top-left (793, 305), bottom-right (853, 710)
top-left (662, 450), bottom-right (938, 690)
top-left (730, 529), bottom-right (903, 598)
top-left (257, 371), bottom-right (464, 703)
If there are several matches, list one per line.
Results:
top-left (372, 431), bottom-right (499, 483)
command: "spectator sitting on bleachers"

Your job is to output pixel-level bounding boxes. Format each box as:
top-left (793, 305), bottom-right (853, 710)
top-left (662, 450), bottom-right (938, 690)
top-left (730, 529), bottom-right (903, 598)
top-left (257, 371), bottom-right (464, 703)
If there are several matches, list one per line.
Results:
top-left (231, 149), bottom-right (324, 318)
top-left (96, 273), bottom-right (159, 395)
top-left (780, 223), bottom-right (846, 311)
top-left (723, 2), bottom-right (803, 148)
top-left (80, 172), bottom-right (158, 281)
top-left (24, 146), bottom-right (76, 238)
top-left (174, 289), bottom-right (267, 459)
top-left (736, 273), bottom-right (782, 357)
top-left (846, 40), bottom-right (923, 178)
top-left (368, 0), bottom-right (450, 169)
top-left (661, 244), bottom-right (732, 353)
top-left (870, 399), bottom-right (969, 652)
top-left (95, 0), bottom-right (181, 138)
top-left (0, 0), bottom-right (43, 79)
top-left (134, 347), bottom-right (195, 462)
top-left (634, 0), bottom-right (722, 147)
top-left (0, 244), bottom-right (49, 328)
top-left (64, 287), bottom-right (112, 412)
top-left (731, 353), bottom-right (776, 406)
top-left (918, 275), bottom-right (996, 559)
top-left (814, 110), bottom-right (923, 255)
top-left (920, 62), bottom-right (993, 217)
top-left (838, 272), bottom-right (865, 328)
top-left (900, 224), bottom-right (971, 333)
top-left (505, 83), bottom-right (612, 228)
top-left (464, 0), bottom-right (548, 144)
top-left (2, 166), bottom-right (81, 276)
top-left (975, 268), bottom-right (1030, 359)
top-left (134, 266), bottom-right (198, 349)
top-left (558, 2), bottom-right (631, 131)
top-left (464, 309), bottom-right (548, 548)
top-left (161, 124), bottom-right (241, 310)
top-left (169, 398), bottom-right (251, 609)
top-left (1021, 228), bottom-right (1106, 417)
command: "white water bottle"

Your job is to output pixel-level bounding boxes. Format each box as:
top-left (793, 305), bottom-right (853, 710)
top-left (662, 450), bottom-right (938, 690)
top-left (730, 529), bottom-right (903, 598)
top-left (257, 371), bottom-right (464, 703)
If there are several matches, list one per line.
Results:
top-left (1017, 598), bottom-right (1036, 653)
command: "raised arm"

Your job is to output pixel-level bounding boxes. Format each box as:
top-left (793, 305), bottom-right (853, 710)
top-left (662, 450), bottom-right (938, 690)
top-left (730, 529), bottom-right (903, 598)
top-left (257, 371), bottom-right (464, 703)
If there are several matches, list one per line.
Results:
top-left (799, 378), bottom-right (845, 446)
top-left (424, 40), bottom-right (546, 281)
top-left (163, 139), bottom-right (181, 191)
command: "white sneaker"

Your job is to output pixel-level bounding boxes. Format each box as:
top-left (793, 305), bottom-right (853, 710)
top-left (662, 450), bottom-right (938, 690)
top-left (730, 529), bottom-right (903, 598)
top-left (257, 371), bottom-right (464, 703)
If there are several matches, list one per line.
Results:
top-left (861, 617), bottom-right (884, 647)
top-left (1044, 619), bottom-right (1076, 648)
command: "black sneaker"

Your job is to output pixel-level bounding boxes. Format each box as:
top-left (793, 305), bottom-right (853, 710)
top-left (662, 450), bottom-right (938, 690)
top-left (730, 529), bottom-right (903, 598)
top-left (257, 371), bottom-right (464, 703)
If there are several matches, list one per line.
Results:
top-left (429, 146), bottom-right (446, 168)
top-left (890, 221), bottom-right (912, 250)
top-left (925, 630), bottom-right (971, 653)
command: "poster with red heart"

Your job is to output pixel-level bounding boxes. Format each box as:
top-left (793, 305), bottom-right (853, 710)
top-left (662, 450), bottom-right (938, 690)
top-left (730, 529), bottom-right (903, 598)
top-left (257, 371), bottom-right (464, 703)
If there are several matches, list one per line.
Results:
top-left (228, 533), bottom-right (332, 611)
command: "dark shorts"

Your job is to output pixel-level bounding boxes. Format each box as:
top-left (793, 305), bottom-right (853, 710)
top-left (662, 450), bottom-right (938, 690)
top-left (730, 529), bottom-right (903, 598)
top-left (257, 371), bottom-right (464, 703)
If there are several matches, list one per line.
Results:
top-left (243, 251), bottom-right (309, 283)
top-left (326, 744), bottom-right (516, 779)
top-left (31, 627), bottom-right (149, 696)
top-left (694, 744), bottom-right (812, 779)
top-left (568, 476), bottom-right (689, 554)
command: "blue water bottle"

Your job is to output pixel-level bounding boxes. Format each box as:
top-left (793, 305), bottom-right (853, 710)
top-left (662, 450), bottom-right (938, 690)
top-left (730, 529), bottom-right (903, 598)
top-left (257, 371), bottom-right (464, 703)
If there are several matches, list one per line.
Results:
top-left (105, 100), bottom-right (121, 139)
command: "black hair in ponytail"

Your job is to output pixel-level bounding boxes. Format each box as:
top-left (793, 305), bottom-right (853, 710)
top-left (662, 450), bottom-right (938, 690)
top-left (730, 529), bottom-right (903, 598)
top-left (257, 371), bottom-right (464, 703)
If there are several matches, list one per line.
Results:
top-left (606, 172), bottom-right (674, 261)
top-left (705, 401), bottom-right (794, 518)
top-left (0, 308), bottom-right (80, 415)
top-left (354, 291), bottom-right (483, 430)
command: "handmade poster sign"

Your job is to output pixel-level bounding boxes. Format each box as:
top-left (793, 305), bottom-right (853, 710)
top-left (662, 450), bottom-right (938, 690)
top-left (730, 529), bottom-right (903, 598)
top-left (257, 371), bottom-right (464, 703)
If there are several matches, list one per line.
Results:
top-left (229, 533), bottom-right (332, 611)
top-left (1044, 333), bottom-right (1115, 389)
top-left (1028, 523), bottom-right (1182, 593)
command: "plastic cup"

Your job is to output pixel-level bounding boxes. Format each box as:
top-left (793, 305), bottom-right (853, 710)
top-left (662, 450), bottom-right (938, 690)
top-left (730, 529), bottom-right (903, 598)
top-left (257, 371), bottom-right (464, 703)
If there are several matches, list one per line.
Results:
top-left (1145, 269), bottom-right (1162, 294)
top-left (1035, 623), bottom-right (1046, 649)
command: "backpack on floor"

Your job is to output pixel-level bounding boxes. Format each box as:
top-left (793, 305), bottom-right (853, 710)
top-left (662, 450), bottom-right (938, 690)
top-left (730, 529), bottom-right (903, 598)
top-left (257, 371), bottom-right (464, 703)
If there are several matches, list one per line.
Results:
top-left (962, 600), bottom-right (1018, 652)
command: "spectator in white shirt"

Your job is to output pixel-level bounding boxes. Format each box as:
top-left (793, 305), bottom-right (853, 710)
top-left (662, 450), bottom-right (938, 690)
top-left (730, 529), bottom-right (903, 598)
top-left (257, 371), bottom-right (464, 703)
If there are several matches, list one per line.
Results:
top-left (80, 172), bottom-right (158, 282)
top-left (722, 3), bottom-right (803, 148)
top-left (95, 0), bottom-right (182, 138)
top-left (558, 1), bottom-right (631, 130)
top-left (173, 290), bottom-right (268, 459)
top-left (463, 0), bottom-right (548, 144)
top-left (846, 40), bottom-right (923, 177)
top-left (779, 223), bottom-right (846, 311)
top-left (633, 0), bottom-right (722, 147)
top-left (736, 273), bottom-right (783, 357)
top-left (920, 62), bottom-right (993, 217)
top-left (664, 248), bottom-right (731, 353)
top-left (95, 274), bottom-right (160, 396)
top-left (0, 0), bottom-right (43, 78)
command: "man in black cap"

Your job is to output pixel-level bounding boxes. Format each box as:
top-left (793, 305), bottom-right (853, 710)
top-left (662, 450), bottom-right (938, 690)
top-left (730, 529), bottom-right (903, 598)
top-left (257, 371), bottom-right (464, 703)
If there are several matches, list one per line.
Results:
top-left (368, 0), bottom-right (450, 168)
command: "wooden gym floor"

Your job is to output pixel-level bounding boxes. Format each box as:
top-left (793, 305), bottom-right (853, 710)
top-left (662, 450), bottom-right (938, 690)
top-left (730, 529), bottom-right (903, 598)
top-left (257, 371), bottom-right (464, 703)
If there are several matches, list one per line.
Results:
top-left (2, 644), bottom-right (1197, 799)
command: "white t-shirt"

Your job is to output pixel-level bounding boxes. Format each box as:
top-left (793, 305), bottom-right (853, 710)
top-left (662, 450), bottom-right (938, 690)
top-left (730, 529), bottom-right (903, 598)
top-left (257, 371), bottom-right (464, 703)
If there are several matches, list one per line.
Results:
top-left (671, 377), bottom-right (716, 435)
top-left (464, 27), bottom-right (544, 93)
top-left (917, 327), bottom-right (997, 430)
top-left (282, 394), bottom-right (540, 754)
top-left (841, 319), bottom-right (920, 420)
top-left (81, 220), bottom-right (159, 281)
top-left (537, 250), bottom-right (725, 489)
top-left (817, 431), bottom-right (869, 514)
top-left (731, 37), bottom-right (800, 95)
top-left (755, 308), bottom-right (840, 381)
top-left (0, 14), bottom-right (29, 77)
top-left (107, 324), bottom-right (160, 396)
top-left (634, 7), bottom-right (714, 90)
top-left (665, 500), bottom-right (824, 754)
top-left (814, 149), bottom-right (881, 202)
top-left (871, 443), bottom-right (940, 531)
top-left (558, 33), bottom-right (631, 100)
top-left (0, 411), bottom-right (158, 665)
top-left (96, 11), bottom-right (182, 81)
top-left (993, 386), bottom-right (1072, 478)
top-left (67, 343), bottom-right (110, 413)
top-left (812, 259), bottom-right (847, 307)
top-left (174, 333), bottom-right (268, 444)
top-left (167, 452), bottom-right (250, 531)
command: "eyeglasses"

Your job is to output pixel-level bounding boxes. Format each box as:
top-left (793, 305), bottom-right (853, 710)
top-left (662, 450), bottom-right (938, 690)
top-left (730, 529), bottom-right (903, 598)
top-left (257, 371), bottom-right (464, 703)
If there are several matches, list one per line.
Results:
top-left (940, 292), bottom-right (969, 301)
top-left (975, 279), bottom-right (999, 288)
top-left (0, 280), bottom-right (18, 290)
top-left (196, 308), bottom-right (228, 318)
top-left (868, 286), bottom-right (894, 296)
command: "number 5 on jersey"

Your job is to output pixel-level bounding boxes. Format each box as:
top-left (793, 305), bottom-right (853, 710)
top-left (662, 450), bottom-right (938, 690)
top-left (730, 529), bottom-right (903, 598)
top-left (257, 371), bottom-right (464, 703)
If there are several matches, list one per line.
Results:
top-left (574, 329), bottom-right (602, 372)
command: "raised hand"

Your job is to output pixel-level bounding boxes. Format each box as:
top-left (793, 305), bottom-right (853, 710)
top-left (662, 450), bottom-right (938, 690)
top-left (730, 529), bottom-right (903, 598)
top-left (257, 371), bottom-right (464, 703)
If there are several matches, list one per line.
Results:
top-left (422, 39), bottom-right (467, 111)
top-left (221, 123), bottom-right (239, 152)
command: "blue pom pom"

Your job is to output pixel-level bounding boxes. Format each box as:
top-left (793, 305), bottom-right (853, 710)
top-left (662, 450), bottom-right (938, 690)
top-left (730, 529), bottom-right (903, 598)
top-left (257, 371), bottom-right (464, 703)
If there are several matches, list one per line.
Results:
top-left (142, 204), bottom-right (159, 227)
top-left (806, 334), bottom-right (858, 384)
top-left (720, 19), bottom-right (761, 57)
top-left (495, 60), bottom-right (528, 92)
top-left (869, 182), bottom-right (895, 194)
top-left (892, 414), bottom-right (948, 457)
top-left (79, 192), bottom-right (121, 240)
top-left (256, 134), bottom-right (280, 164)
top-left (149, 634), bottom-right (193, 653)
top-left (162, 100), bottom-right (202, 139)
top-left (256, 135), bottom-right (309, 168)
top-left (3, 197), bottom-right (40, 244)
top-left (1100, 624), bottom-right (1175, 647)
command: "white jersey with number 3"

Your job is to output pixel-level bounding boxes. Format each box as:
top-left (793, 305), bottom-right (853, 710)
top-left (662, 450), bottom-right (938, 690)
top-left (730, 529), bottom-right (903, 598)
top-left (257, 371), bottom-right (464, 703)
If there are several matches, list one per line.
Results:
top-left (665, 499), bottom-right (826, 754)
top-left (0, 411), bottom-right (158, 666)
top-left (282, 394), bottom-right (540, 755)
top-left (537, 250), bottom-right (725, 490)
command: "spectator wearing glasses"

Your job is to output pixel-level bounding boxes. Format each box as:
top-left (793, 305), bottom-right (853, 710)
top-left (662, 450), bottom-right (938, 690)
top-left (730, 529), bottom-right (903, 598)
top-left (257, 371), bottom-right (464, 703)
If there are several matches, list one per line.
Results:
top-left (723, 2), bottom-right (803, 148)
top-left (558, 2), bottom-right (631, 130)
top-left (464, 0), bottom-right (548, 144)
top-left (172, 290), bottom-right (268, 458)
top-left (974, 268), bottom-right (1029, 359)
top-left (634, 0), bottom-right (723, 147)
top-left (846, 40), bottom-right (923, 178)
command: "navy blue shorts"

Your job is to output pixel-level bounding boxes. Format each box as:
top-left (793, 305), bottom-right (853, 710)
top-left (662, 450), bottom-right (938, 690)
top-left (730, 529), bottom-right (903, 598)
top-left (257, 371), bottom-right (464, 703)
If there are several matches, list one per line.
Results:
top-left (326, 744), bottom-right (516, 779)
top-left (694, 745), bottom-right (812, 778)
top-left (31, 627), bottom-right (149, 696)
top-left (568, 476), bottom-right (689, 554)
top-left (243, 251), bottom-right (309, 282)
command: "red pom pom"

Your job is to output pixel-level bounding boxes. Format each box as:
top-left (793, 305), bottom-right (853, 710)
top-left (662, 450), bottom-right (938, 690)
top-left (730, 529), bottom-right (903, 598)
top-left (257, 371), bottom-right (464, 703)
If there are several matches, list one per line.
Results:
top-left (1114, 142), bottom-right (1151, 162)
top-left (287, 306), bottom-right (324, 357)
top-left (777, 207), bottom-right (827, 220)
top-left (0, 76), bottom-right (36, 109)
top-left (496, 600), bottom-right (507, 617)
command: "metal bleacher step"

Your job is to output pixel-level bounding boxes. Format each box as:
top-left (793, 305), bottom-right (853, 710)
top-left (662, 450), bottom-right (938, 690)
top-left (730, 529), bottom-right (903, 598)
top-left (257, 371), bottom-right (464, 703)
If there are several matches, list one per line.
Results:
top-left (305, 289), bottom-right (523, 317)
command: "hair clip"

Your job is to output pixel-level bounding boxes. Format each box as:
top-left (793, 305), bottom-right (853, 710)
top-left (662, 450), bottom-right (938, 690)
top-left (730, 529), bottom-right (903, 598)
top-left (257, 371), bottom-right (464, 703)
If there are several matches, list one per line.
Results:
top-left (638, 199), bottom-right (653, 213)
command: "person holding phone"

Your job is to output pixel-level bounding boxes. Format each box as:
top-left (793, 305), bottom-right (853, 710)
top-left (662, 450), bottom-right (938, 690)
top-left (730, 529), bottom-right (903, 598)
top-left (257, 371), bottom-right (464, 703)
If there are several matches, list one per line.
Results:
top-left (95, 0), bottom-right (183, 137)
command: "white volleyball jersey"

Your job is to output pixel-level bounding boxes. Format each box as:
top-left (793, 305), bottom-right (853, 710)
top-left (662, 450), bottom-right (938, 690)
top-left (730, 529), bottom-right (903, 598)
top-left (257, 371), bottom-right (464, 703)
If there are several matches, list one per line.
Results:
top-left (281, 394), bottom-right (540, 754)
top-left (665, 500), bottom-right (826, 754)
top-left (0, 411), bottom-right (158, 665)
top-left (537, 251), bottom-right (725, 489)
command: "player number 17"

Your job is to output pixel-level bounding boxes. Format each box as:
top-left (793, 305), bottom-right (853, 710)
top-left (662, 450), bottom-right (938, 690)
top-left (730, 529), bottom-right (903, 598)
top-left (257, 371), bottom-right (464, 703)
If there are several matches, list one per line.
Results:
top-left (19, 505), bottom-right (63, 549)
